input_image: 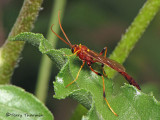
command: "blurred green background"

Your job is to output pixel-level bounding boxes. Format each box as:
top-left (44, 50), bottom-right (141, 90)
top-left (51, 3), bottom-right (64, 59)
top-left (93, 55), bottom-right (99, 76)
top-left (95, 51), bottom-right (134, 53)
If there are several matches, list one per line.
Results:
top-left (1, 0), bottom-right (160, 119)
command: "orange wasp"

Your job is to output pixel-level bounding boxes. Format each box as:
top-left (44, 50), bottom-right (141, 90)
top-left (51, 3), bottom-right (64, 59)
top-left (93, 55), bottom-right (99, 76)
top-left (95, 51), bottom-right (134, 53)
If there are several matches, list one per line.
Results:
top-left (51, 11), bottom-right (141, 116)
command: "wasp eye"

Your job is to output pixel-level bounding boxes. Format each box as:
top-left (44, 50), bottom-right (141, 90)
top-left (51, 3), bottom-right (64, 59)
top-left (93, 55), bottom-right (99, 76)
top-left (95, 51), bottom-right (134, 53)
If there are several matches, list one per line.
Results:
top-left (71, 47), bottom-right (74, 53)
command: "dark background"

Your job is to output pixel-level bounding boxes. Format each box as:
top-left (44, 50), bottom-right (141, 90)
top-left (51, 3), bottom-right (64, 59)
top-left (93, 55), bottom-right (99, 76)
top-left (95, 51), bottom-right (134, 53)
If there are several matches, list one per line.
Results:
top-left (1, 0), bottom-right (160, 119)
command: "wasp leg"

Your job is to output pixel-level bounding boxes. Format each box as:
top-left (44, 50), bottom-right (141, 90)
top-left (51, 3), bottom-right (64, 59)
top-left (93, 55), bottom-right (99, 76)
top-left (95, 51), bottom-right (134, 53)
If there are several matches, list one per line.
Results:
top-left (99, 47), bottom-right (107, 57)
top-left (101, 64), bottom-right (107, 77)
top-left (65, 61), bottom-right (85, 88)
top-left (64, 50), bottom-right (81, 57)
top-left (100, 47), bottom-right (108, 77)
top-left (88, 64), bottom-right (118, 116)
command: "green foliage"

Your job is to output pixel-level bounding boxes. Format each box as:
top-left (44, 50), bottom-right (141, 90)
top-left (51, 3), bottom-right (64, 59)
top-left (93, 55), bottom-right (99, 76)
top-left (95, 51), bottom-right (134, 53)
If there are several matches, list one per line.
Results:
top-left (0, 0), bottom-right (43, 84)
top-left (70, 104), bottom-right (88, 120)
top-left (11, 32), bottom-right (160, 119)
top-left (105, 0), bottom-right (160, 78)
top-left (10, 32), bottom-right (66, 69)
top-left (0, 85), bottom-right (53, 120)
top-left (4, 0), bottom-right (160, 119)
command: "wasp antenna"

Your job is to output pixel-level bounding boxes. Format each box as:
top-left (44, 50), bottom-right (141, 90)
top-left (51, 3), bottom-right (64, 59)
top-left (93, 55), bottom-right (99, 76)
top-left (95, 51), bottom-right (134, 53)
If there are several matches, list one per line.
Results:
top-left (50, 24), bottom-right (71, 47)
top-left (58, 10), bottom-right (72, 47)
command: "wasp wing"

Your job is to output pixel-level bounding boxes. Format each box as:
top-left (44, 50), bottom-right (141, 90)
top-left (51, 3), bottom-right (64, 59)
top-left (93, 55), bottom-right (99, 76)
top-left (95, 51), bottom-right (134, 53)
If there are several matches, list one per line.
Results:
top-left (83, 50), bottom-right (141, 90)
top-left (83, 50), bottom-right (125, 72)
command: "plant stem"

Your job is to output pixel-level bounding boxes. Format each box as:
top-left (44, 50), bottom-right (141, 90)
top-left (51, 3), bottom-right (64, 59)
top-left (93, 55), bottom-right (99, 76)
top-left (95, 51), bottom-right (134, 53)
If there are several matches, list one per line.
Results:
top-left (0, 0), bottom-right (43, 84)
top-left (35, 0), bottom-right (67, 103)
top-left (105, 0), bottom-right (160, 78)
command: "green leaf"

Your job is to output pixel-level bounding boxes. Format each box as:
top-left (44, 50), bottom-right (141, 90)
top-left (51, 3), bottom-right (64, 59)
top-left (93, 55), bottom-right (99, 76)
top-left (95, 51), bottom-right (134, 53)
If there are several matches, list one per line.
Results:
top-left (0, 85), bottom-right (53, 120)
top-left (141, 83), bottom-right (160, 101)
top-left (10, 32), bottom-right (66, 69)
top-left (11, 32), bottom-right (160, 119)
top-left (54, 49), bottom-right (160, 120)
top-left (70, 104), bottom-right (88, 120)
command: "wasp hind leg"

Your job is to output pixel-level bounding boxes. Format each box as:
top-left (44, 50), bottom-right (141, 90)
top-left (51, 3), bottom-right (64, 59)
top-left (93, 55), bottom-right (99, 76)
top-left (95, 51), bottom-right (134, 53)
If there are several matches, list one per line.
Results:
top-left (87, 64), bottom-right (118, 116)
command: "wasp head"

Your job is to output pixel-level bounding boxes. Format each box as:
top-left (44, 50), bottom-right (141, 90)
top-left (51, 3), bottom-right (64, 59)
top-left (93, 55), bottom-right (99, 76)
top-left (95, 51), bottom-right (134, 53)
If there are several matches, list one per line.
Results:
top-left (71, 45), bottom-right (78, 53)
top-left (71, 44), bottom-right (82, 54)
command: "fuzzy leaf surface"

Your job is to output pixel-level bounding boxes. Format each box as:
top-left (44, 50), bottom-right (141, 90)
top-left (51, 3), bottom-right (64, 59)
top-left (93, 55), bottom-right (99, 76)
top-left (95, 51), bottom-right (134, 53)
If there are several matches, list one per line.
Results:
top-left (11, 32), bottom-right (160, 120)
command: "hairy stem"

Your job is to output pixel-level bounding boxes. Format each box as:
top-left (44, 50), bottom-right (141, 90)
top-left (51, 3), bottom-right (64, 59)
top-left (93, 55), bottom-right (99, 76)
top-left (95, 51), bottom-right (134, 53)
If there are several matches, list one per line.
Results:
top-left (106, 0), bottom-right (160, 78)
top-left (0, 0), bottom-right (43, 84)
